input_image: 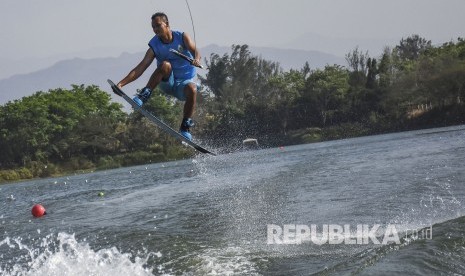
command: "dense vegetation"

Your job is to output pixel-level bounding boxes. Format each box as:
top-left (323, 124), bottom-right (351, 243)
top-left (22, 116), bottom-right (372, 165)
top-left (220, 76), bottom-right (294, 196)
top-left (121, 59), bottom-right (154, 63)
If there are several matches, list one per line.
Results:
top-left (1, 35), bottom-right (464, 182)
top-left (0, 85), bottom-right (191, 181)
top-left (198, 35), bottom-right (465, 147)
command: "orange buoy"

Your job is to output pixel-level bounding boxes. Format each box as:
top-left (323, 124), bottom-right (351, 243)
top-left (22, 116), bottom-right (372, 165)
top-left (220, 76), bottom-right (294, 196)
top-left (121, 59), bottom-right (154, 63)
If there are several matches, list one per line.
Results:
top-left (31, 204), bottom-right (46, 217)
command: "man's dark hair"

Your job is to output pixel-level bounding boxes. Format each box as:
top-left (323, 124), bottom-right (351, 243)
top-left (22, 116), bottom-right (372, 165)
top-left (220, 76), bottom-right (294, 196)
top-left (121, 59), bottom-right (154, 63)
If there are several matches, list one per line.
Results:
top-left (152, 12), bottom-right (169, 25)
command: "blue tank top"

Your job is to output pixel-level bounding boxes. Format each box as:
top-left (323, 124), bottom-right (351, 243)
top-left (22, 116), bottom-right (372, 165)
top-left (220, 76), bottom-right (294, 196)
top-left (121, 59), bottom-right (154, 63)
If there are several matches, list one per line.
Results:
top-left (148, 31), bottom-right (196, 79)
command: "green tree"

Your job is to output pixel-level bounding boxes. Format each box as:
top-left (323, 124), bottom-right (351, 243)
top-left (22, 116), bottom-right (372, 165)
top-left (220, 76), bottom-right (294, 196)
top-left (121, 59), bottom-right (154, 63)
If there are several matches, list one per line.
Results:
top-left (396, 34), bottom-right (432, 62)
top-left (346, 47), bottom-right (370, 88)
top-left (304, 65), bottom-right (350, 126)
top-left (366, 58), bottom-right (378, 89)
top-left (263, 70), bottom-right (306, 133)
top-left (0, 85), bottom-right (125, 168)
top-left (200, 53), bottom-right (229, 99)
top-left (199, 44), bottom-right (280, 139)
top-left (378, 47), bottom-right (395, 88)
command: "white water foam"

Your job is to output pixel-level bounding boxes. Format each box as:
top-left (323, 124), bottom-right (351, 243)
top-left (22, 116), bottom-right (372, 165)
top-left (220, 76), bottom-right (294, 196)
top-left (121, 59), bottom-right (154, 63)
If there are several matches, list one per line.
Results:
top-left (0, 233), bottom-right (157, 276)
top-left (190, 246), bottom-right (260, 276)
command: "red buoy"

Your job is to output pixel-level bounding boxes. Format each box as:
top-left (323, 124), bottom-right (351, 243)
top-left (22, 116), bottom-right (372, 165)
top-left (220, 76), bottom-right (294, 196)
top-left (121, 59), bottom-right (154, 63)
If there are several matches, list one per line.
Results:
top-left (31, 204), bottom-right (46, 217)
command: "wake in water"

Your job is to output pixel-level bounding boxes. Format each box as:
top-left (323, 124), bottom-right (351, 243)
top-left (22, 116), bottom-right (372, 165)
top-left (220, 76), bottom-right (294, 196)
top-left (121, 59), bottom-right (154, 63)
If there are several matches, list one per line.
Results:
top-left (319, 216), bottom-right (465, 275)
top-left (0, 233), bottom-right (156, 276)
top-left (1, 126), bottom-right (465, 275)
top-left (0, 231), bottom-right (264, 276)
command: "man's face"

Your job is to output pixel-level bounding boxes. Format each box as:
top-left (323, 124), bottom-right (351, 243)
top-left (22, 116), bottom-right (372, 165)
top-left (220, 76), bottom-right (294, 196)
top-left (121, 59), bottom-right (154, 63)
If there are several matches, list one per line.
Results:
top-left (152, 17), bottom-right (169, 36)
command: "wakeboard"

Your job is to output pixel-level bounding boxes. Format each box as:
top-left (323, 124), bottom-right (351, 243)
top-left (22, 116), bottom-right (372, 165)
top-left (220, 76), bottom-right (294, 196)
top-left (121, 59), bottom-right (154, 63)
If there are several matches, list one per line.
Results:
top-left (107, 79), bottom-right (215, 156)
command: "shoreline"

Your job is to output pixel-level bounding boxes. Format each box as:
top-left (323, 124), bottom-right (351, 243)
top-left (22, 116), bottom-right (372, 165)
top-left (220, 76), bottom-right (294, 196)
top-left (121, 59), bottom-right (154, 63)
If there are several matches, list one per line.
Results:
top-left (3, 122), bottom-right (464, 185)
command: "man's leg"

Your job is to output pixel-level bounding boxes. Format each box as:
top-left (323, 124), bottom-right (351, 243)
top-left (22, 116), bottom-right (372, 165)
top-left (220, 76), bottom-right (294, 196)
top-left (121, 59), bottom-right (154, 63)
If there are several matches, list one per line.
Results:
top-left (179, 82), bottom-right (197, 140)
top-left (147, 61), bottom-right (172, 90)
top-left (133, 62), bottom-right (172, 106)
top-left (183, 82), bottom-right (197, 119)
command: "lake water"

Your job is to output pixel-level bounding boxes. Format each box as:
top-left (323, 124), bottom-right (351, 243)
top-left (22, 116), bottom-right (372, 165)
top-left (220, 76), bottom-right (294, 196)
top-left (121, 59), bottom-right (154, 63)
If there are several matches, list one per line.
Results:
top-left (1, 125), bottom-right (465, 275)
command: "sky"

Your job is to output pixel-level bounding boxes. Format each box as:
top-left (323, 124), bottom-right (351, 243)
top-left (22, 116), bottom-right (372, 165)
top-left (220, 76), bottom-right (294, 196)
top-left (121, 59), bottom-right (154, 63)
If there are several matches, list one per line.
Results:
top-left (1, 0), bottom-right (465, 77)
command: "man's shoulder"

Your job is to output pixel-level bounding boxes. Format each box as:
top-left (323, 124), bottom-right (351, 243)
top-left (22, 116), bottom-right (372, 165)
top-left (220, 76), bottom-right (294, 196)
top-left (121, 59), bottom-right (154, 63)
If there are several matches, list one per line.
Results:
top-left (172, 30), bottom-right (185, 37)
top-left (149, 33), bottom-right (163, 41)
top-left (148, 35), bottom-right (158, 45)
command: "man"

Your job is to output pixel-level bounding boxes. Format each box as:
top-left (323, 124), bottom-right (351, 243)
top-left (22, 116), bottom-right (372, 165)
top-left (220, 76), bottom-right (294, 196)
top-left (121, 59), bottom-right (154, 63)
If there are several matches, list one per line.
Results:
top-left (117, 12), bottom-right (202, 141)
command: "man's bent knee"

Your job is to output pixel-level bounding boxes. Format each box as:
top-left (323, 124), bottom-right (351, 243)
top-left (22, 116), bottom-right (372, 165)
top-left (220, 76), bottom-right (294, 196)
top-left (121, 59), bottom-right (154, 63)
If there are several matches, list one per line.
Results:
top-left (183, 83), bottom-right (197, 98)
top-left (157, 61), bottom-right (172, 77)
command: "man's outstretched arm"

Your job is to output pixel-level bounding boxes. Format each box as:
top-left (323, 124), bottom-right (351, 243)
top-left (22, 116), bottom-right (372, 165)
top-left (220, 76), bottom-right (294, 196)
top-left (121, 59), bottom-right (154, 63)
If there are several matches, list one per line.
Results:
top-left (118, 48), bottom-right (155, 88)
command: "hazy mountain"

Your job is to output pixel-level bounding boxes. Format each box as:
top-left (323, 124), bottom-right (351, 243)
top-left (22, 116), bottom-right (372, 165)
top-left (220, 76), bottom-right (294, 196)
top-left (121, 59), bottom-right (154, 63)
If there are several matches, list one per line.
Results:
top-left (282, 32), bottom-right (399, 57)
top-left (0, 57), bottom-right (58, 80)
top-left (0, 52), bottom-right (148, 109)
top-left (0, 45), bottom-right (345, 107)
top-left (201, 44), bottom-right (346, 71)
top-left (0, 47), bottom-right (130, 80)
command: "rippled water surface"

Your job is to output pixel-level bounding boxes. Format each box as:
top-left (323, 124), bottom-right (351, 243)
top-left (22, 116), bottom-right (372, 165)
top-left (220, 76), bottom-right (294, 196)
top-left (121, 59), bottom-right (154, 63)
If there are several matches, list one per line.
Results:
top-left (1, 125), bottom-right (465, 275)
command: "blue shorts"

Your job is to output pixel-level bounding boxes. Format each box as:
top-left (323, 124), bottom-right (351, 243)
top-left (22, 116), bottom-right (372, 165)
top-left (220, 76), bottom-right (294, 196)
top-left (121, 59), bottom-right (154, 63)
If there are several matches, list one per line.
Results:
top-left (158, 72), bottom-right (199, 101)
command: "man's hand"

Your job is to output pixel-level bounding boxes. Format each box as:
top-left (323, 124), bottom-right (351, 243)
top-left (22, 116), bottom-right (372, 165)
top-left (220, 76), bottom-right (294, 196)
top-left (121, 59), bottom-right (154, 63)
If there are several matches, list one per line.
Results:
top-left (191, 59), bottom-right (201, 68)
